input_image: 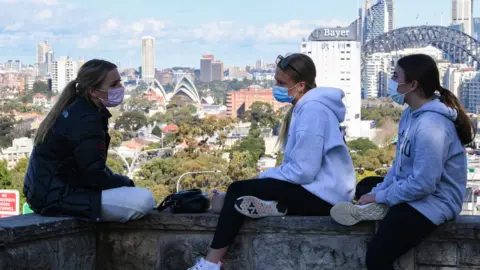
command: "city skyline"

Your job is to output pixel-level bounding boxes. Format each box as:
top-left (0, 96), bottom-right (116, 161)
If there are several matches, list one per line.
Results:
top-left (0, 0), bottom-right (479, 68)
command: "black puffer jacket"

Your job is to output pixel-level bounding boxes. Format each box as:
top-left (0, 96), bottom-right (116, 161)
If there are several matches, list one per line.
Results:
top-left (23, 96), bottom-right (134, 221)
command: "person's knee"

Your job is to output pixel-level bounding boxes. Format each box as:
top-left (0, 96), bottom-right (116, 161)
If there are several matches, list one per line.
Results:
top-left (226, 180), bottom-right (245, 195)
top-left (138, 188), bottom-right (156, 212)
top-left (127, 187), bottom-right (156, 214)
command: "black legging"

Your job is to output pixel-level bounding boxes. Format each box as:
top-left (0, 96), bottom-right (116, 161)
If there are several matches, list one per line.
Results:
top-left (211, 178), bottom-right (333, 249)
top-left (356, 176), bottom-right (438, 270)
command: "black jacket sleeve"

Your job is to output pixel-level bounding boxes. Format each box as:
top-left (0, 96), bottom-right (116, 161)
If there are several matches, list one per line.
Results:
top-left (105, 165), bottom-right (135, 187)
top-left (73, 114), bottom-right (134, 190)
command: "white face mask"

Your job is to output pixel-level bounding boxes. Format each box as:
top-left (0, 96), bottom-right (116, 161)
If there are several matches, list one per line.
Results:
top-left (388, 79), bottom-right (407, 105)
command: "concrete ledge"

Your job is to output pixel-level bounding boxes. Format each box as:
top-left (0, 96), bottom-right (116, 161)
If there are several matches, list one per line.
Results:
top-left (0, 212), bottom-right (480, 269)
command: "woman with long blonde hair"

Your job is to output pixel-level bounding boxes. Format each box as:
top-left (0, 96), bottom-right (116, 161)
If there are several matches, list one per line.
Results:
top-left (23, 59), bottom-right (155, 223)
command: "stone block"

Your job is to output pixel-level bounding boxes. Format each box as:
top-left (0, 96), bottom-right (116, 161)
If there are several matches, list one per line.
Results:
top-left (395, 248), bottom-right (415, 270)
top-left (416, 241), bottom-right (457, 266)
top-left (3, 232), bottom-right (95, 270)
top-left (98, 231), bottom-right (251, 270)
top-left (417, 267), bottom-right (480, 270)
top-left (251, 234), bottom-right (368, 270)
top-left (459, 241), bottom-right (480, 266)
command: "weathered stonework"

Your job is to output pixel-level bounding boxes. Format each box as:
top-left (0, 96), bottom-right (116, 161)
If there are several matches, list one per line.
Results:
top-left (1, 212), bottom-right (480, 269)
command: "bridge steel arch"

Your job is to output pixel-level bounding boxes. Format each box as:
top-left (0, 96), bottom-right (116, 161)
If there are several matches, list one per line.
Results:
top-left (362, 25), bottom-right (480, 68)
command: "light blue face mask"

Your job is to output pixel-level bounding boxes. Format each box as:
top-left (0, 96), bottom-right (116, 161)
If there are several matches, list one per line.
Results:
top-left (273, 83), bottom-right (299, 103)
top-left (388, 79), bottom-right (406, 105)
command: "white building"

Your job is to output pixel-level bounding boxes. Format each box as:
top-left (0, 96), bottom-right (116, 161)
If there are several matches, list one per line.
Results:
top-left (363, 53), bottom-right (391, 98)
top-left (363, 46), bottom-right (445, 98)
top-left (444, 65), bottom-right (480, 112)
top-left (141, 36), bottom-right (155, 83)
top-left (452, 0), bottom-right (473, 37)
top-left (52, 56), bottom-right (79, 93)
top-left (0, 138), bottom-right (33, 169)
top-left (300, 25), bottom-right (363, 138)
top-left (45, 50), bottom-right (54, 76)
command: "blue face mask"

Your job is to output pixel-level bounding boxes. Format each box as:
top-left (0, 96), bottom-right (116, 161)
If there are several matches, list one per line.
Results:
top-left (388, 79), bottom-right (406, 105)
top-left (273, 84), bottom-right (298, 103)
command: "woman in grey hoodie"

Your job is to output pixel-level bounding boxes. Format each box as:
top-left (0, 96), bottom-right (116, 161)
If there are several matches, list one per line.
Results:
top-left (330, 54), bottom-right (475, 270)
top-left (189, 53), bottom-right (357, 270)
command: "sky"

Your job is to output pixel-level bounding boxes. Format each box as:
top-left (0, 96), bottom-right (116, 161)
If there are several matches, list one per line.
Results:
top-left (0, 0), bottom-right (478, 69)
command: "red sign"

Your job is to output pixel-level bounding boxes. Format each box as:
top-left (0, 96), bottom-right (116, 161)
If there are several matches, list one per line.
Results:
top-left (0, 190), bottom-right (20, 218)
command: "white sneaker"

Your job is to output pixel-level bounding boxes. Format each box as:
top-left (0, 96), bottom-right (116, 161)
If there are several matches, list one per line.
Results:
top-left (188, 258), bottom-right (221, 270)
top-left (234, 196), bottom-right (287, 218)
top-left (330, 202), bottom-right (389, 226)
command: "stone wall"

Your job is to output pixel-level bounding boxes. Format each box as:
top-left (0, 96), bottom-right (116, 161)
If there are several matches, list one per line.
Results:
top-left (1, 212), bottom-right (480, 269)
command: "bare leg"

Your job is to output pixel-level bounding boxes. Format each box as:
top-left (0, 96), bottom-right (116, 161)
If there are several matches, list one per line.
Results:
top-left (205, 247), bottom-right (228, 263)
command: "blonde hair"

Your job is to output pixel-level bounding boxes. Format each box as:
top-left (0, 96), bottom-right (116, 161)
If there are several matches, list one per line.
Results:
top-left (34, 59), bottom-right (117, 145)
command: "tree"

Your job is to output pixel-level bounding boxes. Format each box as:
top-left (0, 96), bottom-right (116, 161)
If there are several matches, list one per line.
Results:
top-left (114, 110), bottom-right (148, 132)
top-left (33, 81), bottom-right (50, 95)
top-left (217, 131), bottom-right (228, 151)
top-left (106, 155), bottom-right (127, 175)
top-left (152, 126), bottom-right (162, 137)
top-left (347, 138), bottom-right (378, 155)
top-left (10, 158), bottom-right (28, 206)
top-left (375, 117), bottom-right (398, 147)
top-left (0, 160), bottom-right (12, 188)
top-left (231, 135), bottom-right (265, 167)
top-left (245, 102), bottom-right (278, 128)
top-left (10, 120), bottom-right (33, 139)
top-left (124, 95), bottom-right (155, 112)
top-left (227, 151), bottom-right (258, 180)
top-left (109, 129), bottom-right (123, 147)
top-left (135, 81), bottom-right (149, 93)
top-left (0, 116), bottom-right (14, 148)
top-left (361, 107), bottom-right (403, 127)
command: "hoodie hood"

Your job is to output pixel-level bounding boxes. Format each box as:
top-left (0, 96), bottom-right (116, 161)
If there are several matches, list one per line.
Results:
top-left (297, 87), bottom-right (346, 123)
top-left (411, 98), bottom-right (457, 122)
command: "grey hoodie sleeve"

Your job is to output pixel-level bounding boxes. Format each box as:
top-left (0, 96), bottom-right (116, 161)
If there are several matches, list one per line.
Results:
top-left (369, 160), bottom-right (396, 194)
top-left (375, 125), bottom-right (449, 206)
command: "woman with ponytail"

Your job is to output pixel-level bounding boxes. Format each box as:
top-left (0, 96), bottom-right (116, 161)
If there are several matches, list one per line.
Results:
top-left (330, 54), bottom-right (475, 270)
top-left (24, 59), bottom-right (155, 223)
top-left (189, 53), bottom-right (356, 270)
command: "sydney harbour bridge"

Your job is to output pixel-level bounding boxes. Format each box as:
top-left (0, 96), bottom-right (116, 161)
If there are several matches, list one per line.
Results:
top-left (362, 25), bottom-right (480, 68)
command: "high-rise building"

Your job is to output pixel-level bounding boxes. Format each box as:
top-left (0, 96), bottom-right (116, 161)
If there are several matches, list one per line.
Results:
top-left (212, 61), bottom-right (224, 81)
top-left (452, 0), bottom-right (473, 37)
top-left (386, 0), bottom-right (395, 31)
top-left (44, 50), bottom-right (54, 76)
top-left (363, 0), bottom-right (391, 43)
top-left (141, 36), bottom-right (155, 83)
top-left (473, 17), bottom-right (480, 40)
top-left (52, 56), bottom-right (79, 93)
top-left (36, 41), bottom-right (51, 64)
top-left (200, 55), bottom-right (213, 82)
top-left (301, 24), bottom-right (366, 138)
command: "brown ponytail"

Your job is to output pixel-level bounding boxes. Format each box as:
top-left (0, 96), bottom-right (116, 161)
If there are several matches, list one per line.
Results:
top-left (34, 80), bottom-right (78, 145)
top-left (438, 86), bottom-right (475, 145)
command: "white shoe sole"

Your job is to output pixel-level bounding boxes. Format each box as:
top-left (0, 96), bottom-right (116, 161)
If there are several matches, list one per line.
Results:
top-left (234, 196), bottom-right (287, 218)
top-left (330, 202), bottom-right (389, 226)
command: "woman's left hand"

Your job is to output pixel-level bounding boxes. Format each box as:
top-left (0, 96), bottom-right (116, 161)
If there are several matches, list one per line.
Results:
top-left (357, 194), bottom-right (376, 205)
